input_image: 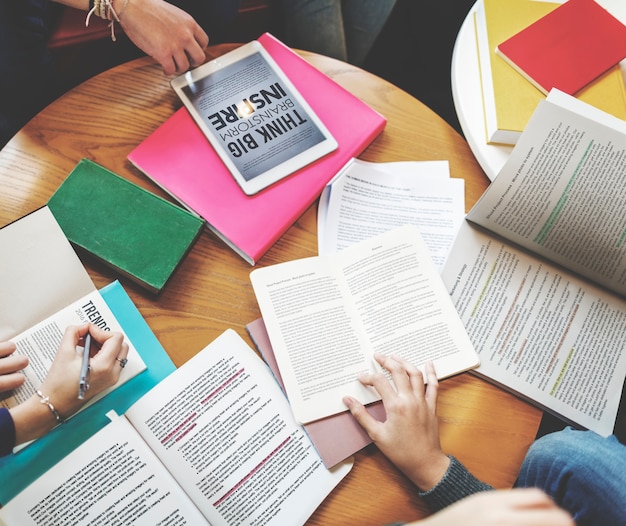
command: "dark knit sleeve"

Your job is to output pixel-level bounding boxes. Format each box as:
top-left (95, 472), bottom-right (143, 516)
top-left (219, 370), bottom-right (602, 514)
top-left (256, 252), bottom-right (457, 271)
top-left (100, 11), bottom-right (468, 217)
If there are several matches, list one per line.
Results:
top-left (0, 407), bottom-right (16, 457)
top-left (418, 455), bottom-right (493, 512)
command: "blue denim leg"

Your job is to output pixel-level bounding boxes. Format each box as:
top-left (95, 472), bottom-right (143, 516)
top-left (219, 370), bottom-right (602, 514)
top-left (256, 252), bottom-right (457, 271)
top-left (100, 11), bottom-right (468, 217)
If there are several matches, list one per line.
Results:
top-left (516, 427), bottom-right (626, 526)
top-left (339, 0), bottom-right (397, 66)
top-left (279, 0), bottom-right (396, 66)
top-left (280, 0), bottom-right (347, 62)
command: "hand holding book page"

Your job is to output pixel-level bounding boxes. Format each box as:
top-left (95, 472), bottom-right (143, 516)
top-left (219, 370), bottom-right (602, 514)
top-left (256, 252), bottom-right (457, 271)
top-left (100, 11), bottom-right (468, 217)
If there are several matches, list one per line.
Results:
top-left (0, 330), bottom-right (352, 526)
top-left (250, 225), bottom-right (479, 424)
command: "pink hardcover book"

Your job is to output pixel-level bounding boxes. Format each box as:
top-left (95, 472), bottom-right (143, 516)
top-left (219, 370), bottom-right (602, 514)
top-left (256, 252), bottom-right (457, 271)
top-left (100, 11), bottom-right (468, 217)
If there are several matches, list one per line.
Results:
top-left (128, 33), bottom-right (387, 264)
top-left (246, 317), bottom-right (386, 468)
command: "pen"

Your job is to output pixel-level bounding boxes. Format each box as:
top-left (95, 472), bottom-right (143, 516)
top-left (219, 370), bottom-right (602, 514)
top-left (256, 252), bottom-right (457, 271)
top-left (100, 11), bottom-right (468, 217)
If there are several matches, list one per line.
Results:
top-left (78, 331), bottom-right (91, 400)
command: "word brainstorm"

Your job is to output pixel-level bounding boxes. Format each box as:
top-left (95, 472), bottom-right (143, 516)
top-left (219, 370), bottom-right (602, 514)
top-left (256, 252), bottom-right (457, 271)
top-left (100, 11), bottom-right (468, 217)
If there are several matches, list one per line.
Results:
top-left (207, 82), bottom-right (310, 158)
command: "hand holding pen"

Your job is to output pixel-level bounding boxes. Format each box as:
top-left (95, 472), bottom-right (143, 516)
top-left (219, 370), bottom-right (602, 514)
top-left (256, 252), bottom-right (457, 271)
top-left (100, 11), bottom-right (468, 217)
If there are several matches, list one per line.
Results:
top-left (41, 324), bottom-right (128, 415)
top-left (11, 324), bottom-right (129, 447)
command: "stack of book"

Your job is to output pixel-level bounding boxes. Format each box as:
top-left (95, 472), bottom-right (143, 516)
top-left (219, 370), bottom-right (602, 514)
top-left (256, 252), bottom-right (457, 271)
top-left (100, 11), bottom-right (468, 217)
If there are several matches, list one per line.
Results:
top-left (129, 33), bottom-right (386, 265)
top-left (475, 0), bottom-right (626, 145)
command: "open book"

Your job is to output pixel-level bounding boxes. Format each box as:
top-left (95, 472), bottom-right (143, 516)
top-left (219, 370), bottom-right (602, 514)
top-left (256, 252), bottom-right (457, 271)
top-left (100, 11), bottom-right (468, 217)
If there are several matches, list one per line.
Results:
top-left (0, 330), bottom-right (352, 526)
top-left (441, 89), bottom-right (626, 436)
top-left (0, 207), bottom-right (146, 424)
top-left (250, 225), bottom-right (479, 424)
top-left (0, 208), bottom-right (176, 504)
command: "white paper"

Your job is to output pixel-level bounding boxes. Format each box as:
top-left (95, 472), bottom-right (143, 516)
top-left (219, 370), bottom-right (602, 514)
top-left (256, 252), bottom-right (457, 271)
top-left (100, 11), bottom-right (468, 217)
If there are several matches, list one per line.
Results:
top-left (0, 415), bottom-right (208, 525)
top-left (0, 207), bottom-right (95, 341)
top-left (317, 159), bottom-right (464, 271)
top-left (468, 92), bottom-right (626, 296)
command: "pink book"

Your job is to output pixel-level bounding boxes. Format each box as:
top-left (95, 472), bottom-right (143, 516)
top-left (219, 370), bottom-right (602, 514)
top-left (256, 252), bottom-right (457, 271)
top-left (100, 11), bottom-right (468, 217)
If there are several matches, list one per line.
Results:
top-left (496, 0), bottom-right (626, 96)
top-left (128, 33), bottom-right (386, 264)
top-left (246, 317), bottom-right (386, 468)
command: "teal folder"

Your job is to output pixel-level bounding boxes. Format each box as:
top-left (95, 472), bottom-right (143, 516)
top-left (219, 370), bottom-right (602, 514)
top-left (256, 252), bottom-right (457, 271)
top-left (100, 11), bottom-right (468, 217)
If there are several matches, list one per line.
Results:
top-left (0, 281), bottom-right (176, 504)
top-left (48, 159), bottom-right (205, 293)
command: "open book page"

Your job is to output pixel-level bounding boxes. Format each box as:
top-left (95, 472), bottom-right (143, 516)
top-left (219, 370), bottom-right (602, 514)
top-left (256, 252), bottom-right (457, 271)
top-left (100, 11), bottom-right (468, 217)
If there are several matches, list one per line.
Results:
top-left (0, 289), bottom-right (146, 410)
top-left (317, 159), bottom-right (464, 271)
top-left (247, 317), bottom-right (387, 469)
top-left (441, 222), bottom-right (626, 436)
top-left (251, 225), bottom-right (479, 424)
top-left (467, 91), bottom-right (626, 297)
top-left (0, 206), bottom-right (95, 341)
top-left (0, 415), bottom-right (208, 525)
top-left (0, 281), bottom-right (175, 506)
top-left (125, 329), bottom-right (352, 526)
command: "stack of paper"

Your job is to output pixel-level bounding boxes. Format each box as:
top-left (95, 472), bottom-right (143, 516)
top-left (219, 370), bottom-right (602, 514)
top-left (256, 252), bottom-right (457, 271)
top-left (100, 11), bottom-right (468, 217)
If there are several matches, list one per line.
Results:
top-left (317, 158), bottom-right (466, 271)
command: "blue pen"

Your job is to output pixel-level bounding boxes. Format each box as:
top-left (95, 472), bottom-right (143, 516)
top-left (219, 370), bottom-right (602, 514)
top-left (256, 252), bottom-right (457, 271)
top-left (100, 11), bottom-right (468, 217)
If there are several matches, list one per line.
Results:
top-left (78, 331), bottom-right (91, 400)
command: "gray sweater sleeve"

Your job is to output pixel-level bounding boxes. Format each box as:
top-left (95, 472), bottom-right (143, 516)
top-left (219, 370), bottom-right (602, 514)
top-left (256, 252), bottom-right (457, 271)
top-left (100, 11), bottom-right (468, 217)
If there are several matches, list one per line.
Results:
top-left (417, 455), bottom-right (493, 512)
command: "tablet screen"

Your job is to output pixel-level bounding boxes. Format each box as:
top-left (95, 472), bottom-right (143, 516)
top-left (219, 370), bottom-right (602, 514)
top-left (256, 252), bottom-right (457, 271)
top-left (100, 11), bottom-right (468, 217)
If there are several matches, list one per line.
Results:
top-left (171, 41), bottom-right (338, 195)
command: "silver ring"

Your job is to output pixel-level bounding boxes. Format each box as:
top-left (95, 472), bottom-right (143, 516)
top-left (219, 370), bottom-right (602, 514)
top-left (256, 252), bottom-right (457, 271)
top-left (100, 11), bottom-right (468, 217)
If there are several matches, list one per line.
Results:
top-left (116, 358), bottom-right (128, 368)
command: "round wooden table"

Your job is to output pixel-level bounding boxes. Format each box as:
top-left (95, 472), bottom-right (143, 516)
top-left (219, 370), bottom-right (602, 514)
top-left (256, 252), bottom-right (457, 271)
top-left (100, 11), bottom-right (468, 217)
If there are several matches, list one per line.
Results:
top-left (0, 45), bottom-right (541, 525)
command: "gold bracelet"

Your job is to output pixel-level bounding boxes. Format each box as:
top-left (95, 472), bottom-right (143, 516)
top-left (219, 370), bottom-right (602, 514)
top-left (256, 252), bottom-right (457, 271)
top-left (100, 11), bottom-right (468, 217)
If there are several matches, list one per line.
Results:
top-left (35, 390), bottom-right (65, 424)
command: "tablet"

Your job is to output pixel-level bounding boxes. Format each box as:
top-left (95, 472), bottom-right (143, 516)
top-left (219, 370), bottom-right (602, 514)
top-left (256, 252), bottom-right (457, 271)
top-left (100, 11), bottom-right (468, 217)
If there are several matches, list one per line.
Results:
top-left (171, 40), bottom-right (338, 195)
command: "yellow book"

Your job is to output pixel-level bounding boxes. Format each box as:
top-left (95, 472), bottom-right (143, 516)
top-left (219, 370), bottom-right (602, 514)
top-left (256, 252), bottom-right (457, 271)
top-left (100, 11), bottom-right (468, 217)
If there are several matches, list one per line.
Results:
top-left (475, 0), bottom-right (626, 145)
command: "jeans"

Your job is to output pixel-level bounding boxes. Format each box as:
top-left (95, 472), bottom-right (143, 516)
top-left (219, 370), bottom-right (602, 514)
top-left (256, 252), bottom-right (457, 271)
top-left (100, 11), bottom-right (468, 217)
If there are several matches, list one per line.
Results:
top-left (516, 427), bottom-right (626, 526)
top-left (279, 0), bottom-right (397, 66)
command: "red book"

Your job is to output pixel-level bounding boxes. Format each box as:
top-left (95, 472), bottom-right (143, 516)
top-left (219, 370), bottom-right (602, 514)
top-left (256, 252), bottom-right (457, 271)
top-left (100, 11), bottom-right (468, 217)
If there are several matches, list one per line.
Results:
top-left (128, 33), bottom-right (386, 264)
top-left (496, 0), bottom-right (626, 96)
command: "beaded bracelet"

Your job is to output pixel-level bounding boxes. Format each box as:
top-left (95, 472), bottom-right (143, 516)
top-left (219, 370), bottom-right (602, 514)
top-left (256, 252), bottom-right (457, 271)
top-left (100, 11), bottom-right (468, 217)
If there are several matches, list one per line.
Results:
top-left (35, 390), bottom-right (65, 424)
top-left (85, 0), bottom-right (130, 41)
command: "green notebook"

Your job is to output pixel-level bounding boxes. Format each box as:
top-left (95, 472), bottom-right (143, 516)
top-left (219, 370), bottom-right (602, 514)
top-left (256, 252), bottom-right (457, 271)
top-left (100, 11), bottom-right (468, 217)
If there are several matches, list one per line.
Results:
top-left (48, 158), bottom-right (205, 293)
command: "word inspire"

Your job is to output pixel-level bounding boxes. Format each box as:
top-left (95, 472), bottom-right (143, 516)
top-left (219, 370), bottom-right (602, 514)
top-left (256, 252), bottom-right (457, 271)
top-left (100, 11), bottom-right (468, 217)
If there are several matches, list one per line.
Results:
top-left (208, 82), bottom-right (308, 158)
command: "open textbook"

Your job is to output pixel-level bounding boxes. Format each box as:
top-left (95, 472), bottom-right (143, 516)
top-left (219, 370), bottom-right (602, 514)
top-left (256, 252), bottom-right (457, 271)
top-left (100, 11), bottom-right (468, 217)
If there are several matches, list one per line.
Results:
top-left (441, 90), bottom-right (626, 436)
top-left (0, 330), bottom-right (352, 526)
top-left (251, 225), bottom-right (479, 424)
top-left (0, 207), bottom-right (145, 423)
top-left (317, 158), bottom-right (465, 271)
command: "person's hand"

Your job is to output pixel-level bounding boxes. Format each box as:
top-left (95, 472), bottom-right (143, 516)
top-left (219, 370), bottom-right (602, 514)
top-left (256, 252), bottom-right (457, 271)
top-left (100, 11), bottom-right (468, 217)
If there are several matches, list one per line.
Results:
top-left (343, 354), bottom-right (450, 491)
top-left (10, 324), bottom-right (129, 446)
top-left (39, 323), bottom-right (129, 417)
top-left (0, 341), bottom-right (29, 393)
top-left (115, 0), bottom-right (209, 75)
top-left (411, 489), bottom-right (574, 526)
